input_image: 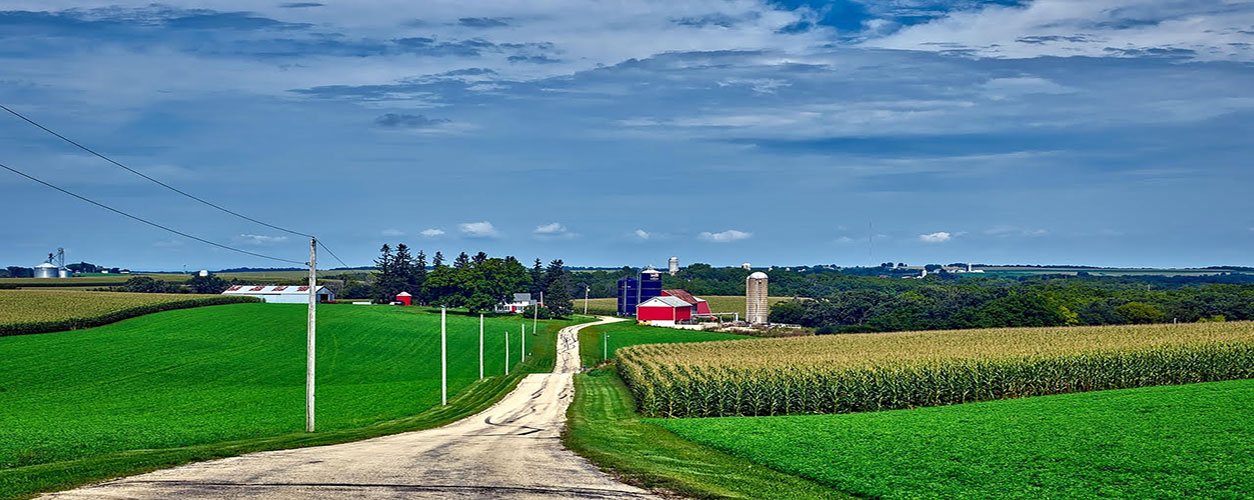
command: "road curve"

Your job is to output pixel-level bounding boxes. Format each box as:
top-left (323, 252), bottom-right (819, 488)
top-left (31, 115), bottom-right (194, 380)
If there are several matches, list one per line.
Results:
top-left (42, 316), bottom-right (654, 500)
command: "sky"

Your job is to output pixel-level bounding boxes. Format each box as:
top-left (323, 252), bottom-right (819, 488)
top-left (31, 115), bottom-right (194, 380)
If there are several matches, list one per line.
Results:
top-left (1, 0), bottom-right (1252, 270)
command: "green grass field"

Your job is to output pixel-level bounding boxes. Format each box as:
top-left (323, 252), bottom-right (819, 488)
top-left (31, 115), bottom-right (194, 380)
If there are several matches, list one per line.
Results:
top-left (577, 321), bottom-right (747, 367)
top-left (0, 303), bottom-right (576, 498)
top-left (653, 378), bottom-right (1254, 499)
top-left (0, 290), bottom-right (253, 335)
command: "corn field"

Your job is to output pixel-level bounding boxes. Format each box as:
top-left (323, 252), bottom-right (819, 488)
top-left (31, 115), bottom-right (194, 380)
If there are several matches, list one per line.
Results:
top-left (617, 322), bottom-right (1254, 418)
top-left (0, 290), bottom-right (257, 336)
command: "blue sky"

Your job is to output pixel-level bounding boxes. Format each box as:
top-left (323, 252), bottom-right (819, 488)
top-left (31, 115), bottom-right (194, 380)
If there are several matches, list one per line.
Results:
top-left (2, 0), bottom-right (1252, 270)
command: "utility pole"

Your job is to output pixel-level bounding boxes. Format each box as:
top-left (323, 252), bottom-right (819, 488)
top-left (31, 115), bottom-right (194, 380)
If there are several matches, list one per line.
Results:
top-left (306, 237), bottom-right (317, 433)
top-left (584, 286), bottom-right (590, 315)
top-left (504, 331), bottom-right (510, 375)
top-left (603, 333), bottom-right (608, 362)
top-left (533, 291), bottom-right (541, 335)
top-left (478, 314), bottom-right (484, 380)
top-left (521, 328), bottom-right (525, 361)
top-left (441, 307), bottom-right (447, 406)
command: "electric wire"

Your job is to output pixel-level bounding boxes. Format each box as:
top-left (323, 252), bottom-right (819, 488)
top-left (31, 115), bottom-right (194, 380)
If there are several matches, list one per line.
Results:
top-left (1, 103), bottom-right (352, 268)
top-left (0, 160), bottom-right (305, 265)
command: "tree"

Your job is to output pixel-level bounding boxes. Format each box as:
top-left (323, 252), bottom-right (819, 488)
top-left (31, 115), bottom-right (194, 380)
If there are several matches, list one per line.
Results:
top-left (413, 250), bottom-right (428, 304)
top-left (543, 259), bottom-right (574, 317)
top-left (187, 275), bottom-right (232, 294)
top-left (117, 276), bottom-right (174, 293)
top-left (472, 251), bottom-right (488, 266)
top-left (371, 244), bottom-right (403, 303)
top-left (529, 258), bottom-right (545, 296)
top-left (6, 266), bottom-right (33, 278)
top-left (394, 244), bottom-right (416, 294)
top-left (423, 265), bottom-right (466, 307)
top-left (432, 251), bottom-right (445, 268)
top-left (66, 262), bottom-right (101, 274)
top-left (453, 252), bottom-right (471, 270)
top-left (1114, 302), bottom-right (1166, 324)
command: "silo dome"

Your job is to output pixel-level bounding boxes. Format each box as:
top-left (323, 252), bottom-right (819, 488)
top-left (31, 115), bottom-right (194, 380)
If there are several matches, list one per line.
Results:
top-left (34, 262), bottom-right (59, 279)
top-left (749, 271), bottom-right (768, 279)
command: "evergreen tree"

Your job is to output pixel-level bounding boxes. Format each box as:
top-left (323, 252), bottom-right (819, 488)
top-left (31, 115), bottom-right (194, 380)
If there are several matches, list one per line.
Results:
top-left (454, 251), bottom-right (471, 270)
top-left (394, 244), bottom-right (415, 295)
top-left (414, 250), bottom-right (428, 304)
top-left (529, 258), bottom-right (545, 297)
top-left (432, 251), bottom-right (445, 268)
top-left (543, 259), bottom-right (574, 317)
top-left (472, 251), bottom-right (488, 266)
top-left (371, 244), bottom-right (399, 303)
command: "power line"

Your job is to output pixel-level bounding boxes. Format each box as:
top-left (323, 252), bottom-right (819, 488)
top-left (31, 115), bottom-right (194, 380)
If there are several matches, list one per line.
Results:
top-left (0, 160), bottom-right (305, 266)
top-left (1, 103), bottom-right (352, 268)
top-left (0, 103), bottom-right (313, 238)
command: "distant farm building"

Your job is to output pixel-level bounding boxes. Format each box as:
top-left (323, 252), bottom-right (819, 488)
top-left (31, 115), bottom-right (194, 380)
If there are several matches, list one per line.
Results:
top-left (637, 295), bottom-right (694, 326)
top-left (746, 271), bottom-right (769, 324)
top-left (662, 289), bottom-right (711, 315)
top-left (617, 267), bottom-right (664, 316)
top-left (496, 293), bottom-right (536, 313)
top-left (394, 291), bottom-right (413, 306)
top-left (222, 285), bottom-right (334, 303)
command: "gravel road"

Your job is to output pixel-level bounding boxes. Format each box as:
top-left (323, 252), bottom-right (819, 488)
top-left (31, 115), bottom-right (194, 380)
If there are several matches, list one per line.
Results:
top-left (43, 316), bottom-right (655, 499)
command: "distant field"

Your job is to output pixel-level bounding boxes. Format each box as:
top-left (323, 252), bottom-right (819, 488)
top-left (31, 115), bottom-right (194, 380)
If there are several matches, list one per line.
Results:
top-left (619, 321), bottom-right (1254, 417)
top-left (0, 274), bottom-right (189, 288)
top-left (978, 266), bottom-right (1249, 277)
top-left (0, 290), bottom-right (254, 336)
top-left (579, 295), bottom-right (791, 318)
top-left (654, 378), bottom-right (1254, 499)
top-left (0, 304), bottom-right (573, 483)
top-left (577, 321), bottom-right (747, 367)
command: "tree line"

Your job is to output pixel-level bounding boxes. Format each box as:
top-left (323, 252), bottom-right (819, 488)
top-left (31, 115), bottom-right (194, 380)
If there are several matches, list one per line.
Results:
top-left (769, 280), bottom-right (1254, 333)
top-left (368, 244), bottom-right (574, 316)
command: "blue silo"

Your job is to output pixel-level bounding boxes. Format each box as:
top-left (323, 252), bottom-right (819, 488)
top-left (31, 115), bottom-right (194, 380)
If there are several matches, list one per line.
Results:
top-left (617, 277), bottom-right (639, 316)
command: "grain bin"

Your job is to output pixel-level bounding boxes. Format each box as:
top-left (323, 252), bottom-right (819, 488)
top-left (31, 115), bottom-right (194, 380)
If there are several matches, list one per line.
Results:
top-left (746, 271), bottom-right (769, 324)
top-left (34, 262), bottom-right (59, 278)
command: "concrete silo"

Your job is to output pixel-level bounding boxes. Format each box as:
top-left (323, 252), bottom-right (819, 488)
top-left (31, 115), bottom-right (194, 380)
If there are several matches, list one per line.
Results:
top-left (745, 271), bottom-right (769, 324)
top-left (668, 257), bottom-right (679, 276)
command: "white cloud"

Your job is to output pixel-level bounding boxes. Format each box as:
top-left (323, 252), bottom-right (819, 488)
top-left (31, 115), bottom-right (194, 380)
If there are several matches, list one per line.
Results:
top-left (699, 229), bottom-right (752, 242)
top-left (237, 234), bottom-right (289, 246)
top-left (459, 221), bottom-right (499, 238)
top-left (633, 229), bottom-right (651, 240)
top-left (835, 236), bottom-right (857, 244)
top-left (534, 222), bottom-right (576, 239)
top-left (419, 228), bottom-right (446, 237)
top-left (534, 222), bottom-right (566, 234)
top-left (380, 228), bottom-right (405, 237)
top-left (918, 231), bottom-right (952, 243)
top-left (985, 226), bottom-right (1048, 237)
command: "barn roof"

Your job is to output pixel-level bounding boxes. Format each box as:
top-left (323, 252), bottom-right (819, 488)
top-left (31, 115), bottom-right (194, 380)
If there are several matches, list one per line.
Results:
top-left (638, 296), bottom-right (692, 308)
top-left (222, 285), bottom-right (330, 295)
top-left (662, 289), bottom-right (705, 305)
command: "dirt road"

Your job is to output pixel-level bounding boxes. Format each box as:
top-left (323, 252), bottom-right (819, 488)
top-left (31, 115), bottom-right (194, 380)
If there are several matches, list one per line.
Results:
top-left (43, 317), bottom-right (654, 499)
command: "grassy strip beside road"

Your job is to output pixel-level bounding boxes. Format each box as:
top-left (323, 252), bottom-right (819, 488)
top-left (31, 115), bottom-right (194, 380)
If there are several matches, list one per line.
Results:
top-left (654, 378), bottom-right (1254, 499)
top-left (0, 304), bottom-right (584, 499)
top-left (577, 321), bottom-right (747, 367)
top-left (564, 369), bottom-right (852, 500)
top-left (0, 290), bottom-right (257, 336)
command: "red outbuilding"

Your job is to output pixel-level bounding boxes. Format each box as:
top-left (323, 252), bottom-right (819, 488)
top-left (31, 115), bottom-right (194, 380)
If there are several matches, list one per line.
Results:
top-left (662, 289), bottom-right (712, 315)
top-left (394, 291), bottom-right (413, 306)
top-left (636, 295), bottom-right (694, 323)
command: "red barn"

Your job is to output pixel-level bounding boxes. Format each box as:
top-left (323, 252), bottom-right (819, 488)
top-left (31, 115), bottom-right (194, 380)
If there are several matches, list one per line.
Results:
top-left (636, 296), bottom-right (694, 323)
top-left (662, 289), bottom-right (711, 315)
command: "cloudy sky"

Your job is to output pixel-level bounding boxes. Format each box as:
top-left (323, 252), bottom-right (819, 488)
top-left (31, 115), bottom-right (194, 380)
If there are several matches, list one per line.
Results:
top-left (2, 0), bottom-right (1252, 270)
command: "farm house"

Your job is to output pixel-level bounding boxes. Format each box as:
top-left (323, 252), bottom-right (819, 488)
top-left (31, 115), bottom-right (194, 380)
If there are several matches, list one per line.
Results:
top-left (636, 295), bottom-right (694, 326)
top-left (222, 285), bottom-right (334, 304)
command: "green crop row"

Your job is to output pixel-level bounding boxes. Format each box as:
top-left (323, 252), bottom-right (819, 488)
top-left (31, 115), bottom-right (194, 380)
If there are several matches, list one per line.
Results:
top-left (0, 296), bottom-right (258, 337)
top-left (616, 322), bottom-right (1254, 418)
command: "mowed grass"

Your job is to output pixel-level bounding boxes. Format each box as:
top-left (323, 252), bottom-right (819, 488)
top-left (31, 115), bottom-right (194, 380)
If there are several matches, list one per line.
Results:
top-left (577, 321), bottom-right (748, 367)
top-left (0, 304), bottom-right (565, 473)
top-left (653, 378), bottom-right (1254, 499)
top-left (0, 290), bottom-right (250, 335)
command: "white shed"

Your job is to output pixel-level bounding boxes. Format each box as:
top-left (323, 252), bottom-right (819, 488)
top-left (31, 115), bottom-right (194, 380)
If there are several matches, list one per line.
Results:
top-left (222, 285), bottom-right (335, 303)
